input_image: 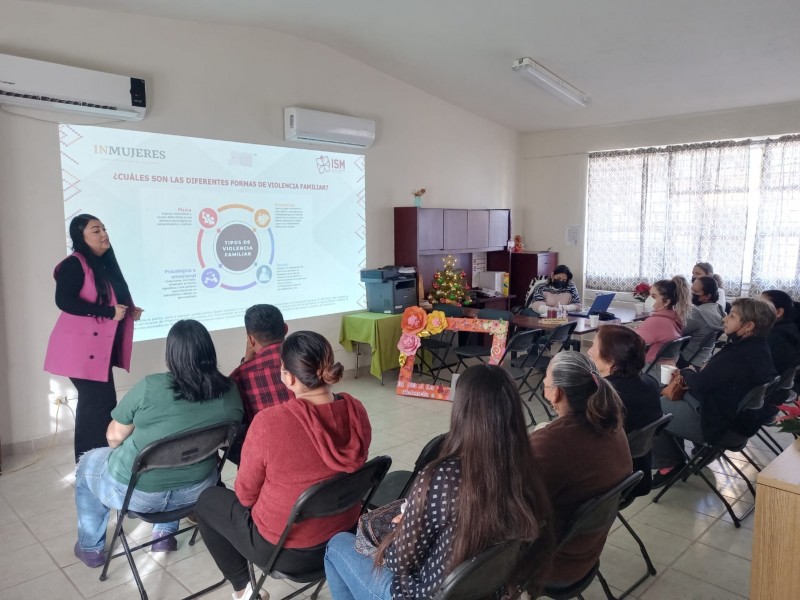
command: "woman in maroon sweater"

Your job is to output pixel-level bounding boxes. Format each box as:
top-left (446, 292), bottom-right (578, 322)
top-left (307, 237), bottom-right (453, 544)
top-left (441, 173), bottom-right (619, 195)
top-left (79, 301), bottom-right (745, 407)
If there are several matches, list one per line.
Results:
top-left (195, 331), bottom-right (371, 600)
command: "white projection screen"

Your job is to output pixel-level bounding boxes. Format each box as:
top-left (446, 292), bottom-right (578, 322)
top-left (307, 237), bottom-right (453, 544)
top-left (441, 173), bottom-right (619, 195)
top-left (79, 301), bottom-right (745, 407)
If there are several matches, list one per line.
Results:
top-left (58, 125), bottom-right (366, 342)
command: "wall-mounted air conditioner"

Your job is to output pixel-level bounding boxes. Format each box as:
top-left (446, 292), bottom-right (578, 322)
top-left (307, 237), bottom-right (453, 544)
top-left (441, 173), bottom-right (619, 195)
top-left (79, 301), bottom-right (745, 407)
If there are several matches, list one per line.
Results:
top-left (284, 107), bottom-right (375, 149)
top-left (0, 53), bottom-right (146, 121)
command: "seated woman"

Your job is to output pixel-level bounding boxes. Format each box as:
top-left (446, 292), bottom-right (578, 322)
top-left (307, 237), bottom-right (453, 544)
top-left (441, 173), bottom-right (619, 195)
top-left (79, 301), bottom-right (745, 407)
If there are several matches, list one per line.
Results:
top-left (637, 276), bottom-right (691, 365)
top-left (692, 262), bottom-right (727, 313)
top-left (652, 298), bottom-right (777, 487)
top-left (195, 331), bottom-right (371, 600)
top-left (589, 324), bottom-right (663, 496)
top-left (324, 364), bottom-right (553, 600)
top-left (678, 276), bottom-right (725, 368)
top-left (73, 320), bottom-right (243, 568)
top-left (529, 352), bottom-right (632, 586)
top-left (527, 264), bottom-right (582, 314)
top-left (759, 290), bottom-right (800, 413)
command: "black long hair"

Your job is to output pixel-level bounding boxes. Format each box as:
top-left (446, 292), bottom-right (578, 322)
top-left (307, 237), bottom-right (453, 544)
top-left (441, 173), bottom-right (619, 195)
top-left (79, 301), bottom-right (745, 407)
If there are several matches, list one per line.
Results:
top-left (68, 214), bottom-right (129, 306)
top-left (165, 320), bottom-right (233, 402)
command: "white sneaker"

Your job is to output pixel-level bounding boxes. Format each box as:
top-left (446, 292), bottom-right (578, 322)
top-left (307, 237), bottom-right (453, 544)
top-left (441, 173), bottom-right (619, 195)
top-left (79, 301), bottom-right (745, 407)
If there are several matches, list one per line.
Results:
top-left (232, 582), bottom-right (268, 600)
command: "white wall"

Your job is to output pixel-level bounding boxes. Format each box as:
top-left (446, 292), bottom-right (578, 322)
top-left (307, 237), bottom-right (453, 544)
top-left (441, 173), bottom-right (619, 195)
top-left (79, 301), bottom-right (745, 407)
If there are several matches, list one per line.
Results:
top-left (520, 101), bottom-right (800, 293)
top-left (0, 0), bottom-right (521, 450)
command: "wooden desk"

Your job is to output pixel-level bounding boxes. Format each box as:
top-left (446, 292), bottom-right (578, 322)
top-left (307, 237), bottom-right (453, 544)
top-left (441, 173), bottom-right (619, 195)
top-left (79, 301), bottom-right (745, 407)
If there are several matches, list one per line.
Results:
top-left (462, 306), bottom-right (642, 335)
top-left (750, 439), bottom-right (800, 599)
top-left (339, 312), bottom-right (402, 383)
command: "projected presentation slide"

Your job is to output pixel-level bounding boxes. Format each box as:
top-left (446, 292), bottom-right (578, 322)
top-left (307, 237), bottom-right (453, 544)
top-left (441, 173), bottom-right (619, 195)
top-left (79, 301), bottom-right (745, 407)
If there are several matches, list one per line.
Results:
top-left (58, 125), bottom-right (366, 342)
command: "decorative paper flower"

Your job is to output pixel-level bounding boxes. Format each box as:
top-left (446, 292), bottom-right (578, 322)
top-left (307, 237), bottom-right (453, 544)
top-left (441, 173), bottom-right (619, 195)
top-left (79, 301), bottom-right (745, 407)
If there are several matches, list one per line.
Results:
top-left (401, 306), bottom-right (427, 334)
top-left (775, 403), bottom-right (800, 434)
top-left (633, 282), bottom-right (651, 302)
top-left (397, 332), bottom-right (422, 356)
top-left (425, 311), bottom-right (448, 335)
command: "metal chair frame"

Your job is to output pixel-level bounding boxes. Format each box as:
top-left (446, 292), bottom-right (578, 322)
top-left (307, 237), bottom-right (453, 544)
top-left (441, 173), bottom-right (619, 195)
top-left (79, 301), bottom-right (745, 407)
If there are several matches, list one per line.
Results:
top-left (453, 308), bottom-right (514, 372)
top-left (641, 336), bottom-right (691, 378)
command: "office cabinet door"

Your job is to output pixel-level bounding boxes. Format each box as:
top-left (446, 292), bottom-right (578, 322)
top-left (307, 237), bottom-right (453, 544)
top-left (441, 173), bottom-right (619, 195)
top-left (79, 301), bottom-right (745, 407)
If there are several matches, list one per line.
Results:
top-left (417, 208), bottom-right (443, 250)
top-left (467, 210), bottom-right (489, 248)
top-left (488, 210), bottom-right (510, 248)
top-left (444, 210), bottom-right (468, 250)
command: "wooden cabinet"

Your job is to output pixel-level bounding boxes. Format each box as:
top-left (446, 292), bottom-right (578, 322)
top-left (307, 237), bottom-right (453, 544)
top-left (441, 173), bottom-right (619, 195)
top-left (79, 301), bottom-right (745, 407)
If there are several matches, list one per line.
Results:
top-left (751, 440), bottom-right (800, 599)
top-left (394, 207), bottom-right (510, 295)
top-left (504, 251), bottom-right (559, 309)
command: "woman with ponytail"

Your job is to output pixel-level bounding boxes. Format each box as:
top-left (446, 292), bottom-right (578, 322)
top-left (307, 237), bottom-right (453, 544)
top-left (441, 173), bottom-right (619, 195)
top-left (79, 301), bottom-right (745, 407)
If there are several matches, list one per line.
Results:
top-left (196, 331), bottom-right (371, 600)
top-left (530, 351), bottom-right (632, 586)
top-left (324, 365), bottom-right (553, 599)
top-left (637, 276), bottom-right (692, 365)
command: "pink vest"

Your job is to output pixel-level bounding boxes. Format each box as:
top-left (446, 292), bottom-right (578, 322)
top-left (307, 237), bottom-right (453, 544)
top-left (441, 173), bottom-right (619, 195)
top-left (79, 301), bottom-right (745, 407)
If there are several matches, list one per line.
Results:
top-left (43, 252), bottom-right (133, 382)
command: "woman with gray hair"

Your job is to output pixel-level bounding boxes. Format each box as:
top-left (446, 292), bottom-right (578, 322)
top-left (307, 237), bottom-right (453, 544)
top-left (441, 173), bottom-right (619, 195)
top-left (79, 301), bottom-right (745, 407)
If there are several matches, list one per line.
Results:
top-left (651, 297), bottom-right (777, 488)
top-left (529, 351), bottom-right (632, 586)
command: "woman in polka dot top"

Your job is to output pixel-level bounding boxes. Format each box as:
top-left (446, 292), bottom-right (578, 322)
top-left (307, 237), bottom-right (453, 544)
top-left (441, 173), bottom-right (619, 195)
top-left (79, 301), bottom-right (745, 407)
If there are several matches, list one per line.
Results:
top-left (324, 364), bottom-right (554, 599)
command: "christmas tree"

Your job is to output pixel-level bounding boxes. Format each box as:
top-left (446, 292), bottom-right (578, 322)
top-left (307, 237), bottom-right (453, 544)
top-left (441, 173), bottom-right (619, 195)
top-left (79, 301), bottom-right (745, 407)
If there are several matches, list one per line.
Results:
top-left (427, 255), bottom-right (472, 306)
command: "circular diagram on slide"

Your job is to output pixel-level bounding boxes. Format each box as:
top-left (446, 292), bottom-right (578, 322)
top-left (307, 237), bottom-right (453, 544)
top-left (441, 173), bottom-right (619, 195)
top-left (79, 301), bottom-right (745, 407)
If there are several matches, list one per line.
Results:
top-left (196, 204), bottom-right (274, 291)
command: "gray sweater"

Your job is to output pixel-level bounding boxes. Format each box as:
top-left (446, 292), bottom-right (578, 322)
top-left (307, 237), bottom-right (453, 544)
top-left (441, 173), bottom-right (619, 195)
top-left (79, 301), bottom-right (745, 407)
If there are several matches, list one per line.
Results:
top-left (681, 302), bottom-right (725, 365)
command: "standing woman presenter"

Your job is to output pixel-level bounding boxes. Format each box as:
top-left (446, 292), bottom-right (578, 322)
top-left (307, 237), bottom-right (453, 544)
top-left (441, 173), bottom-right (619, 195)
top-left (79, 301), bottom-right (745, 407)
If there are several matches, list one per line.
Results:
top-left (44, 215), bottom-right (143, 462)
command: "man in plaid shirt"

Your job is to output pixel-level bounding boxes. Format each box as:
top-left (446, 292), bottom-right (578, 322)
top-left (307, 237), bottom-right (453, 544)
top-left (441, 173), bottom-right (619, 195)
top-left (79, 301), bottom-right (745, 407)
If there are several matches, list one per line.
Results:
top-left (228, 304), bottom-right (294, 464)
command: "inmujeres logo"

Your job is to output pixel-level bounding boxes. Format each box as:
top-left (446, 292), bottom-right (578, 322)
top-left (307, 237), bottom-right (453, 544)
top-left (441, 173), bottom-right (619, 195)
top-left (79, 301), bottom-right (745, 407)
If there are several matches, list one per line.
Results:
top-left (94, 145), bottom-right (166, 159)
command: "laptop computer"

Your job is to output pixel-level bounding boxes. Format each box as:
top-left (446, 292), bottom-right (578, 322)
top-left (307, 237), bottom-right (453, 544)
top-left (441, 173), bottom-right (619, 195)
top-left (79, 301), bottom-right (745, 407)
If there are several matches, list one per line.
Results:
top-left (568, 293), bottom-right (616, 317)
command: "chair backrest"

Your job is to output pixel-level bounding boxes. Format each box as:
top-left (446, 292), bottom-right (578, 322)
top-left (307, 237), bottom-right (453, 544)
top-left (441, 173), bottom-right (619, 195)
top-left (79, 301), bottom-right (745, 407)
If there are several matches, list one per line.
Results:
top-left (398, 433), bottom-right (448, 498)
top-left (557, 471), bottom-right (644, 549)
top-left (686, 330), bottom-right (723, 365)
top-left (498, 329), bottom-right (544, 366)
top-left (260, 455), bottom-right (391, 574)
top-left (434, 303), bottom-right (464, 318)
top-left (431, 540), bottom-right (524, 600)
top-left (737, 377), bottom-right (780, 413)
top-left (477, 308), bottom-right (514, 323)
top-left (626, 414), bottom-right (673, 459)
top-left (544, 320), bottom-right (578, 352)
top-left (652, 336), bottom-right (691, 363)
top-left (131, 421), bottom-right (240, 478)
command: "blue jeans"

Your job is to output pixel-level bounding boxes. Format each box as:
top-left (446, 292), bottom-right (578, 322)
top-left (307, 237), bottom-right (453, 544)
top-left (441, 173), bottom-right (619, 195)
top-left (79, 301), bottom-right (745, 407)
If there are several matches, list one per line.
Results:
top-left (324, 533), bottom-right (393, 600)
top-left (75, 447), bottom-right (218, 552)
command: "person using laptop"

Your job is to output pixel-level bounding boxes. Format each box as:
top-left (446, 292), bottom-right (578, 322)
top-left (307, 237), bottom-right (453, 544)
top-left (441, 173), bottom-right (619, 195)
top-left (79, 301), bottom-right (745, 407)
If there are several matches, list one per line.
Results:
top-left (527, 265), bottom-right (582, 315)
top-left (567, 292), bottom-right (615, 318)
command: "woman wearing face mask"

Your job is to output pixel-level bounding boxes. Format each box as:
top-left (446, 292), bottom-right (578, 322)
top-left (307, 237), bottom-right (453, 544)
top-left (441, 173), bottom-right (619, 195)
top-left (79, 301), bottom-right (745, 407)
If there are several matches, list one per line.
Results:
top-left (692, 262), bottom-right (727, 313)
top-left (527, 264), bottom-right (582, 314)
top-left (651, 298), bottom-right (777, 487)
top-left (636, 276), bottom-right (691, 365)
top-left (677, 276), bottom-right (725, 368)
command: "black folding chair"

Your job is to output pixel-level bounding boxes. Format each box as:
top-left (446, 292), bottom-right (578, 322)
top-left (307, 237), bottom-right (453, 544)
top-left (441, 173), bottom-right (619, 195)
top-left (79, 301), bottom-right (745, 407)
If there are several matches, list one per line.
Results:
top-left (188, 456), bottom-right (392, 600)
top-left (454, 309), bottom-right (514, 372)
top-left (369, 433), bottom-right (447, 508)
top-left (417, 304), bottom-right (464, 384)
top-left (538, 472), bottom-right (644, 600)
top-left (99, 422), bottom-right (239, 600)
top-left (642, 336), bottom-right (691, 378)
top-left (432, 540), bottom-right (525, 600)
top-left (756, 364), bottom-right (800, 457)
top-left (682, 329), bottom-right (724, 368)
top-left (653, 379), bottom-right (778, 527)
top-left (610, 414), bottom-right (673, 599)
top-left (515, 321), bottom-right (578, 422)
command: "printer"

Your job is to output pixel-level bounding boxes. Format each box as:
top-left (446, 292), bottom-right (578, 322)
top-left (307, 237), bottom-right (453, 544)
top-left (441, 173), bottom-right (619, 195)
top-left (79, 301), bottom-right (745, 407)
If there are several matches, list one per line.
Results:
top-left (360, 266), bottom-right (417, 314)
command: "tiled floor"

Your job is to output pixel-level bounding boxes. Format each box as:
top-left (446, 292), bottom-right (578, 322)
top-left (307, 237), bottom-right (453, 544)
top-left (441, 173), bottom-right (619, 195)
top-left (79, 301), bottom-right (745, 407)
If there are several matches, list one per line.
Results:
top-left (0, 367), bottom-right (790, 599)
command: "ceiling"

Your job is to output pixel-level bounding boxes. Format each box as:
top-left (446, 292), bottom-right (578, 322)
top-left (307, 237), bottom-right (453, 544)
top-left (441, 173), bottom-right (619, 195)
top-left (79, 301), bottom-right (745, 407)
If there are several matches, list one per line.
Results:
top-left (26, 0), bottom-right (800, 133)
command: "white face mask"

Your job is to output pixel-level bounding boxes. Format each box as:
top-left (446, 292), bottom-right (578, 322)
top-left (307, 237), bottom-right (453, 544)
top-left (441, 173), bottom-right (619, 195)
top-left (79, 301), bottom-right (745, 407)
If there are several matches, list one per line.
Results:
top-left (644, 295), bottom-right (657, 311)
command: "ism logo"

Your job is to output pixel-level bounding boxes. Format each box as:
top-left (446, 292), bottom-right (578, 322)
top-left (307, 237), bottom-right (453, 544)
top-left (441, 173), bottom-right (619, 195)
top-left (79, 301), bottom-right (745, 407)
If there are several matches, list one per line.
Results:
top-left (316, 155), bottom-right (346, 174)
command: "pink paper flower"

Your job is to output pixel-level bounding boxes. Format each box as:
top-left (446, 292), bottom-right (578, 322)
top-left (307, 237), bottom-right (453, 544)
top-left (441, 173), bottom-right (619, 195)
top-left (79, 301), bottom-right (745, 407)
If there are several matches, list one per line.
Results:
top-left (397, 332), bottom-right (422, 356)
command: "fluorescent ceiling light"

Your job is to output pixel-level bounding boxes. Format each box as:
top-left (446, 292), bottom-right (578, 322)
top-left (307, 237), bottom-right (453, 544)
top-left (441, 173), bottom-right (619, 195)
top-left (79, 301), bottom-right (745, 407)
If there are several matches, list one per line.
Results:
top-left (512, 58), bottom-right (590, 107)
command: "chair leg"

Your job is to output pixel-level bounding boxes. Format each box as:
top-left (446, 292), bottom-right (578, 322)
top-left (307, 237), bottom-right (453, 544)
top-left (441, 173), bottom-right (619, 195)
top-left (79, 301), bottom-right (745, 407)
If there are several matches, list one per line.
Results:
top-left (181, 578), bottom-right (228, 600)
top-left (310, 579), bottom-right (326, 600)
top-left (189, 525), bottom-right (200, 546)
top-left (596, 570), bottom-right (617, 600)
top-left (118, 530), bottom-right (149, 600)
top-left (756, 429), bottom-right (784, 457)
top-left (613, 514), bottom-right (657, 599)
top-left (99, 512), bottom-right (126, 581)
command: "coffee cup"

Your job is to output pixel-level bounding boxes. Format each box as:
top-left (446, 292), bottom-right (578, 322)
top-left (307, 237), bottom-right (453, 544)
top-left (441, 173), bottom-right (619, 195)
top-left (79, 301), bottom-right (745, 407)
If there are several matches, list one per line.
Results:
top-left (588, 314), bottom-right (600, 327)
top-left (635, 303), bottom-right (644, 316)
top-left (660, 365), bottom-right (678, 386)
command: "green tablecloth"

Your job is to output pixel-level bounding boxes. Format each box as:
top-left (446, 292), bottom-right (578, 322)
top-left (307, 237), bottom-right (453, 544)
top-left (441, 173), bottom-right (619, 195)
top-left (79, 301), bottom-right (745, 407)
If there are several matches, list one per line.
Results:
top-left (339, 312), bottom-right (403, 380)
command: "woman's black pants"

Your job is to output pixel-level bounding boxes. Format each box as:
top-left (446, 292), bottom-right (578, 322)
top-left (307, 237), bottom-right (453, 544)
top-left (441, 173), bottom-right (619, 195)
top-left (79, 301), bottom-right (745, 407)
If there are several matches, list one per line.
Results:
top-left (69, 369), bottom-right (116, 462)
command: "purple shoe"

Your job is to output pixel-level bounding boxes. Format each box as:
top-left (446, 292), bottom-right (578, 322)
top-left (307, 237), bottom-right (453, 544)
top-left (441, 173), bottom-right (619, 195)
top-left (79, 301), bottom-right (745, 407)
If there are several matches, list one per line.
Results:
top-left (151, 532), bottom-right (178, 553)
top-left (74, 542), bottom-right (106, 568)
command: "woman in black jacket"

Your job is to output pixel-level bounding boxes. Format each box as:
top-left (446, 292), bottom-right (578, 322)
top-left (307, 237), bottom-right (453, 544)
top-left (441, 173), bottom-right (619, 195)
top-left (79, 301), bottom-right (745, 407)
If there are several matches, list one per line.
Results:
top-left (651, 298), bottom-right (777, 487)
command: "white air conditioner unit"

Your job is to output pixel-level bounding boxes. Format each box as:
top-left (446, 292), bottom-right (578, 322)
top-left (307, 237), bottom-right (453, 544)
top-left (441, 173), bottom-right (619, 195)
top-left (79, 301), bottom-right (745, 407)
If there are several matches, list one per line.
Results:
top-left (284, 107), bottom-right (375, 149)
top-left (0, 53), bottom-right (146, 121)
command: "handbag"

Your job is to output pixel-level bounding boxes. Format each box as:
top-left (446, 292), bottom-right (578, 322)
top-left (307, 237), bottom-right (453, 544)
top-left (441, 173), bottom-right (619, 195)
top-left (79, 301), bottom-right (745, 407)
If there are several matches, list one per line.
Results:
top-left (354, 499), bottom-right (405, 558)
top-left (662, 373), bottom-right (688, 401)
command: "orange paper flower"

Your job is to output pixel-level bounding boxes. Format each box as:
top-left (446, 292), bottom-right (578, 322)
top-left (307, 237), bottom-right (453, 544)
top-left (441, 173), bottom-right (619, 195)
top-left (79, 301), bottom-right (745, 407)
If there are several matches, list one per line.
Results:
top-left (401, 306), bottom-right (428, 335)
